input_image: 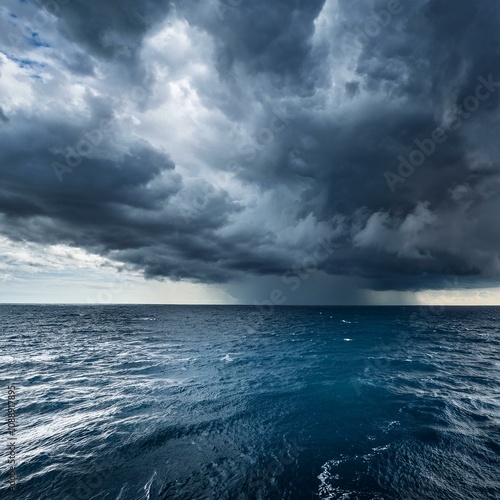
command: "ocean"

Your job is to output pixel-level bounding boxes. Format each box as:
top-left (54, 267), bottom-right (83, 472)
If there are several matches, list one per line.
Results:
top-left (0, 305), bottom-right (499, 499)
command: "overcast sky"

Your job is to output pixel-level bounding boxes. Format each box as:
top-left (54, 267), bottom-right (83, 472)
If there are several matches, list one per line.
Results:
top-left (0, 0), bottom-right (499, 304)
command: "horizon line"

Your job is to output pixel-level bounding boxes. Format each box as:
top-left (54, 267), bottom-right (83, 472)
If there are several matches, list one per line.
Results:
top-left (1, 303), bottom-right (499, 307)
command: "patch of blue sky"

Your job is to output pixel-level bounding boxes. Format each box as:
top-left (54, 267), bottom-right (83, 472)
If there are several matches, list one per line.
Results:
top-left (30, 32), bottom-right (50, 48)
top-left (1, 53), bottom-right (47, 69)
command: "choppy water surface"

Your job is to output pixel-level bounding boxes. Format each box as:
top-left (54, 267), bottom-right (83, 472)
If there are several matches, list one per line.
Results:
top-left (0, 305), bottom-right (499, 499)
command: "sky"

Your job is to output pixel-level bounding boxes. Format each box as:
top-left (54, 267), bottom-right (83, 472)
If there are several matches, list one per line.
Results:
top-left (0, 0), bottom-right (499, 305)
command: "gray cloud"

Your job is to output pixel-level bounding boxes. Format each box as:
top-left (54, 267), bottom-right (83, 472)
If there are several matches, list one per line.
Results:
top-left (0, 107), bottom-right (8, 124)
top-left (37, 0), bottom-right (171, 58)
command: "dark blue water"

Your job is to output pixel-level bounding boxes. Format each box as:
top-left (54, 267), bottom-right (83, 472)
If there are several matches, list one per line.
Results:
top-left (0, 305), bottom-right (499, 499)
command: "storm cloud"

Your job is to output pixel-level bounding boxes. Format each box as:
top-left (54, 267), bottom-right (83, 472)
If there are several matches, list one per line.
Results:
top-left (0, 0), bottom-right (499, 301)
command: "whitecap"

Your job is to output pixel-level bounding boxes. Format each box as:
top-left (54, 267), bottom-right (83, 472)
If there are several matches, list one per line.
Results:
top-left (142, 470), bottom-right (157, 500)
top-left (372, 444), bottom-right (390, 452)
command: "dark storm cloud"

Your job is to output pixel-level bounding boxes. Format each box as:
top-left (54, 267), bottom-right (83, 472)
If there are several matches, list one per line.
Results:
top-left (0, 102), bottom-right (246, 283)
top-left (0, 107), bottom-right (8, 124)
top-left (203, 0), bottom-right (500, 290)
top-left (1, 0), bottom-right (500, 296)
top-left (36, 0), bottom-right (171, 59)
top-left (181, 0), bottom-right (326, 80)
